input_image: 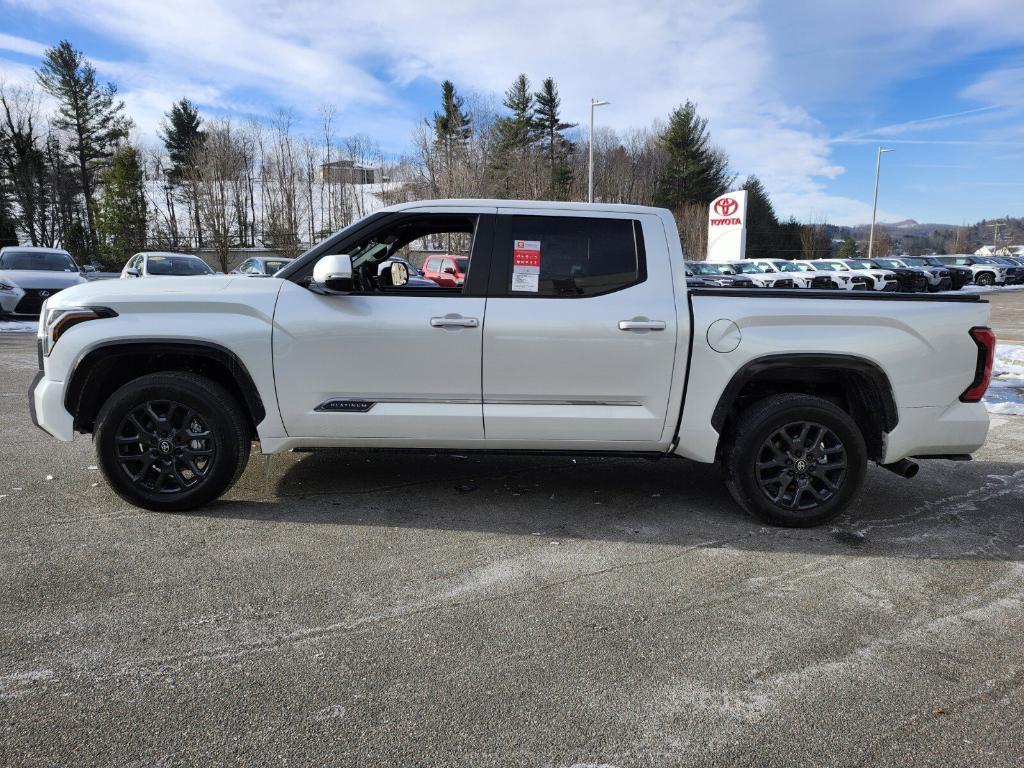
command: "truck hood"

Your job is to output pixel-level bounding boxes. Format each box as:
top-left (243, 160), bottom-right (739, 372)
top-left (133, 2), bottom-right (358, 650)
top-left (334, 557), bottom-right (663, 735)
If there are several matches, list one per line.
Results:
top-left (0, 269), bottom-right (88, 289)
top-left (46, 274), bottom-right (282, 312)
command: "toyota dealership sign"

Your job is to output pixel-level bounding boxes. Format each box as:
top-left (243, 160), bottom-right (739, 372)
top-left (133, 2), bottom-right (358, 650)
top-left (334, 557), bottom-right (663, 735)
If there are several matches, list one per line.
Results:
top-left (705, 189), bottom-right (748, 262)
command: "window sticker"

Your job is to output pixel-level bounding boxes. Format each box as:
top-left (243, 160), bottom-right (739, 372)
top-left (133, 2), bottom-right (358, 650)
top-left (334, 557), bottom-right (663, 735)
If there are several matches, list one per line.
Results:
top-left (512, 239), bottom-right (540, 292)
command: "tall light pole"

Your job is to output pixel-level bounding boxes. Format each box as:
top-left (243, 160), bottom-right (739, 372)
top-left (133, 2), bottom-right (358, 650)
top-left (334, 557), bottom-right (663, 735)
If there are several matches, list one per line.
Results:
top-left (867, 146), bottom-right (894, 258)
top-left (588, 98), bottom-right (610, 203)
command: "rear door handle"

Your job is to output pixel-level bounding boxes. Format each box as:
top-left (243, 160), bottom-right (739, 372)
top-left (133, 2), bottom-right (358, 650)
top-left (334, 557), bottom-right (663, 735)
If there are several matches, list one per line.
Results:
top-left (431, 315), bottom-right (479, 328)
top-left (618, 319), bottom-right (666, 331)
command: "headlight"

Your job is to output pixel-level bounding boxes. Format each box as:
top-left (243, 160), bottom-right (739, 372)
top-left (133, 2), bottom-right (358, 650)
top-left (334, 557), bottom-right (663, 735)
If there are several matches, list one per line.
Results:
top-left (38, 305), bottom-right (117, 357)
top-left (0, 281), bottom-right (15, 292)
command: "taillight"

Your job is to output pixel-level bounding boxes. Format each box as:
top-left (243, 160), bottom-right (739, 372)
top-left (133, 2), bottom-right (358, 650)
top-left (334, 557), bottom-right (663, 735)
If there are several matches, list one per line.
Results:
top-left (960, 326), bottom-right (996, 402)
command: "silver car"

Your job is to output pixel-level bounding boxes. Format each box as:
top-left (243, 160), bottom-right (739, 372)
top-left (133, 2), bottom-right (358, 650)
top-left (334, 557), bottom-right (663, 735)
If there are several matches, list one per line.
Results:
top-left (0, 246), bottom-right (87, 317)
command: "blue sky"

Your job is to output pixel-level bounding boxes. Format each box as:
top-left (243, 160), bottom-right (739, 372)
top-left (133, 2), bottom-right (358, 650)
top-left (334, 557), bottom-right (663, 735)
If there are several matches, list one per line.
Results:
top-left (0, 0), bottom-right (1022, 226)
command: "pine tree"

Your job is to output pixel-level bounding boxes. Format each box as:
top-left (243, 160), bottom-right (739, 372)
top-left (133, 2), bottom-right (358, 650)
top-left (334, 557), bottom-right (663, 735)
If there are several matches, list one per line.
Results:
top-left (36, 40), bottom-right (132, 259)
top-left (490, 74), bottom-right (535, 197)
top-left (741, 175), bottom-right (779, 259)
top-left (0, 174), bottom-right (15, 246)
top-left (96, 145), bottom-right (146, 270)
top-left (160, 99), bottom-right (205, 183)
top-left (837, 235), bottom-right (859, 260)
top-left (776, 218), bottom-right (804, 259)
top-left (499, 74), bottom-right (534, 148)
top-left (431, 80), bottom-right (471, 197)
top-left (654, 101), bottom-right (732, 210)
top-left (160, 98), bottom-right (206, 247)
top-left (532, 78), bottom-right (576, 199)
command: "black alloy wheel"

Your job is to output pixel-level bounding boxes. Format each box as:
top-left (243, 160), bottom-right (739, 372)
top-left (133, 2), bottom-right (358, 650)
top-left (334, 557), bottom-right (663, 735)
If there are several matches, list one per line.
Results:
top-left (114, 400), bottom-right (216, 493)
top-left (94, 372), bottom-right (251, 511)
top-left (722, 393), bottom-right (867, 527)
top-left (754, 421), bottom-right (847, 511)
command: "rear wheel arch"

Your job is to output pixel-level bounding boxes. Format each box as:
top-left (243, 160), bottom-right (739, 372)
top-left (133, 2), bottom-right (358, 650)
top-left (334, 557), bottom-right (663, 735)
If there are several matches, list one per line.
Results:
top-left (711, 354), bottom-right (898, 462)
top-left (65, 340), bottom-right (265, 435)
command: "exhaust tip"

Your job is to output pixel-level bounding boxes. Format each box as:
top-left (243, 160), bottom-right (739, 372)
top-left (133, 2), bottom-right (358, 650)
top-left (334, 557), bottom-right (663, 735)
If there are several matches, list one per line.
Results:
top-left (881, 458), bottom-right (919, 479)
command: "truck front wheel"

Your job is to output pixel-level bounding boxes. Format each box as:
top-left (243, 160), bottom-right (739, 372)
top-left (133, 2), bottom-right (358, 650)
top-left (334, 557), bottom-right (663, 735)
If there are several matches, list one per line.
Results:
top-left (722, 394), bottom-right (867, 527)
top-left (94, 372), bottom-right (251, 512)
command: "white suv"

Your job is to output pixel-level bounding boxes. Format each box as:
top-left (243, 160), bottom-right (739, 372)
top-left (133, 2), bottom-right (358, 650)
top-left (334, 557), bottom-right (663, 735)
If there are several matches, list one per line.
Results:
top-left (726, 260), bottom-right (797, 288)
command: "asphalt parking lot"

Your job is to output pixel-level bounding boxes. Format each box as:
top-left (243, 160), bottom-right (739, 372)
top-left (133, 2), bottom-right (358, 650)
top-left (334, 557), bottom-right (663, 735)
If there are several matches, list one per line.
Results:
top-left (2, 294), bottom-right (1024, 767)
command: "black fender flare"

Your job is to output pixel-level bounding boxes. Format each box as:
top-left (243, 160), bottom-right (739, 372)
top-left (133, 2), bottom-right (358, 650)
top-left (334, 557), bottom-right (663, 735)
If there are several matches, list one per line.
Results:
top-left (710, 353), bottom-right (898, 433)
top-left (65, 339), bottom-right (266, 431)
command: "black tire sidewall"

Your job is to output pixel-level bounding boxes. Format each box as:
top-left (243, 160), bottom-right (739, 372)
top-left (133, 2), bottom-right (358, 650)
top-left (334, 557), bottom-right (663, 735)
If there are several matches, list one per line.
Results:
top-left (727, 398), bottom-right (867, 527)
top-left (95, 374), bottom-right (246, 512)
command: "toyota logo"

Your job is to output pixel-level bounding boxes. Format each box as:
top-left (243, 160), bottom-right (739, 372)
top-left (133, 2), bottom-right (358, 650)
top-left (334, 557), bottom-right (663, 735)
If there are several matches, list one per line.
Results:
top-left (38, 290), bottom-right (50, 298)
top-left (713, 198), bottom-right (738, 217)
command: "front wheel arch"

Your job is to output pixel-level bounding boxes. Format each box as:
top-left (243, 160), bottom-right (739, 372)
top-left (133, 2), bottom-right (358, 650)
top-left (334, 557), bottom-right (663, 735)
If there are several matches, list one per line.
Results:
top-left (66, 340), bottom-right (265, 435)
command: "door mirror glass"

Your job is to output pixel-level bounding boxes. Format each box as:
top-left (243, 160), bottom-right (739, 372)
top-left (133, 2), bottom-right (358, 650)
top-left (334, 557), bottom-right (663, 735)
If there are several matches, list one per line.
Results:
top-left (313, 253), bottom-right (354, 293)
top-left (377, 259), bottom-right (409, 288)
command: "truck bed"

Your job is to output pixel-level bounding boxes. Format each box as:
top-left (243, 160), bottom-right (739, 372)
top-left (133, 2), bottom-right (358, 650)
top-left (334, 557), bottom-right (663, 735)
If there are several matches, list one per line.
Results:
top-left (689, 287), bottom-right (985, 302)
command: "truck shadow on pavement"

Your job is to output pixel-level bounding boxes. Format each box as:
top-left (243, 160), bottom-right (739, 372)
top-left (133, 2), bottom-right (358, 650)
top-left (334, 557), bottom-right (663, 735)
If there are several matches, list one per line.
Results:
top-left (197, 449), bottom-right (1024, 562)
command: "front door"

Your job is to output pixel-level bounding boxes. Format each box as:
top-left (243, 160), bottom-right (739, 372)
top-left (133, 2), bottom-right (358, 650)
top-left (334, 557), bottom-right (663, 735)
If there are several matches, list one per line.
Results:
top-left (482, 211), bottom-right (679, 444)
top-left (273, 209), bottom-right (494, 439)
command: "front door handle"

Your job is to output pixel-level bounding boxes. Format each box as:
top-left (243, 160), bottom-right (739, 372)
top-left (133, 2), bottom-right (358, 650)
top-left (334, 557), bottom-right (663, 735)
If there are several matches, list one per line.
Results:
top-left (431, 314), bottom-right (479, 328)
top-left (618, 319), bottom-right (666, 331)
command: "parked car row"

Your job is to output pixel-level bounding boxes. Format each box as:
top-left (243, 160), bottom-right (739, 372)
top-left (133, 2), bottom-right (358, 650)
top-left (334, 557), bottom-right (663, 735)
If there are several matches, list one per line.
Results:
top-left (686, 254), bottom-right (1024, 292)
top-left (4, 242), bottom-right (1023, 320)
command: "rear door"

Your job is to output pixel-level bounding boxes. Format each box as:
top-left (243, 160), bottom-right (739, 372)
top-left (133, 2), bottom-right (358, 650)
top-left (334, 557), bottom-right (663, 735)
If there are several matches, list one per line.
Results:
top-left (481, 210), bottom-right (680, 444)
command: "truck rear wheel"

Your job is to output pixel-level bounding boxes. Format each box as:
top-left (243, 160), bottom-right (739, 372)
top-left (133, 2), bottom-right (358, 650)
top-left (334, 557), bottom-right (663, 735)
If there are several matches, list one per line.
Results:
top-left (94, 372), bottom-right (251, 512)
top-left (722, 394), bottom-right (866, 527)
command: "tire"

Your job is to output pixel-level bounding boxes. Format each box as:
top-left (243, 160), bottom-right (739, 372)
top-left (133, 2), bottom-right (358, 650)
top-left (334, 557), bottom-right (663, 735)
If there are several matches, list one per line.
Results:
top-left (975, 272), bottom-right (995, 287)
top-left (94, 372), bottom-right (251, 512)
top-left (722, 393), bottom-right (867, 527)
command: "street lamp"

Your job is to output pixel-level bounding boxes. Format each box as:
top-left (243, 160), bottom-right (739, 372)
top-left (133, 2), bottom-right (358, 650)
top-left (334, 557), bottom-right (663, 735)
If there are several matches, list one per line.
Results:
top-left (867, 146), bottom-right (894, 258)
top-left (588, 98), bottom-right (610, 203)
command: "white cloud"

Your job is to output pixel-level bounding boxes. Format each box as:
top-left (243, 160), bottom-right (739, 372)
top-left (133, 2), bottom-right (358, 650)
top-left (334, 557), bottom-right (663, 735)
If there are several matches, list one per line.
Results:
top-left (0, 32), bottom-right (47, 57)
top-left (962, 66), bottom-right (1024, 108)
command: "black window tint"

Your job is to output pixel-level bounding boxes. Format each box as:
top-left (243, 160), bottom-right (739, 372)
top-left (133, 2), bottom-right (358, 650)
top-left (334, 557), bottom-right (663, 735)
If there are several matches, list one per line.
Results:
top-left (504, 216), bottom-right (642, 297)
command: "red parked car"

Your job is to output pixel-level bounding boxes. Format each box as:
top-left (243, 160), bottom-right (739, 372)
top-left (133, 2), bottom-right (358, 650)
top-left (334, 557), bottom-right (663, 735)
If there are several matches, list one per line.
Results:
top-left (421, 254), bottom-right (469, 287)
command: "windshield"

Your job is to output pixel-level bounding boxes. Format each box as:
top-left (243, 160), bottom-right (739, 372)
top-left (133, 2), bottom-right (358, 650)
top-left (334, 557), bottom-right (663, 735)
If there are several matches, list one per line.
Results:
top-left (689, 262), bottom-right (735, 275)
top-left (772, 262), bottom-right (801, 272)
top-left (147, 256), bottom-right (215, 276)
top-left (732, 263), bottom-right (767, 274)
top-left (874, 258), bottom-right (904, 268)
top-left (844, 260), bottom-right (879, 270)
top-left (972, 256), bottom-right (997, 264)
top-left (0, 249), bottom-right (78, 272)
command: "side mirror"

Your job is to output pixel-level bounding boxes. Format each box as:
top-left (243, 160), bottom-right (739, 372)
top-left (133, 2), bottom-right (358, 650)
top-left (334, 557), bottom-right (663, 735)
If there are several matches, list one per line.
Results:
top-left (313, 254), bottom-right (354, 293)
top-left (443, 266), bottom-right (456, 275)
top-left (126, 267), bottom-right (141, 278)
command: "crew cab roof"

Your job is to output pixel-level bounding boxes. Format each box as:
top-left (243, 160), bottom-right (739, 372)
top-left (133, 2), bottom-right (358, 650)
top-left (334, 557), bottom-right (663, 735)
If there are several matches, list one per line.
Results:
top-left (377, 198), bottom-right (673, 217)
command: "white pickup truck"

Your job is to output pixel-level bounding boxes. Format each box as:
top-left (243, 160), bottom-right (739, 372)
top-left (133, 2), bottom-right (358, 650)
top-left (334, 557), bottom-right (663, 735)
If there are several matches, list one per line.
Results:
top-left (29, 200), bottom-right (996, 527)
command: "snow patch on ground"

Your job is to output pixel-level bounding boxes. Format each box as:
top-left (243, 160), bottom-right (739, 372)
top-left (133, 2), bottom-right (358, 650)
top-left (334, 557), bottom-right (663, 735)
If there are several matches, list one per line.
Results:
top-left (0, 320), bottom-right (36, 333)
top-left (959, 284), bottom-right (1024, 295)
top-left (985, 344), bottom-right (1024, 416)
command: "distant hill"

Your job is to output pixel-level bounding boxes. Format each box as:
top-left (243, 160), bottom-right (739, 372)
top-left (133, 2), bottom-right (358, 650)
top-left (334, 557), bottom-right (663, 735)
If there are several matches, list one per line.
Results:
top-left (830, 216), bottom-right (1024, 255)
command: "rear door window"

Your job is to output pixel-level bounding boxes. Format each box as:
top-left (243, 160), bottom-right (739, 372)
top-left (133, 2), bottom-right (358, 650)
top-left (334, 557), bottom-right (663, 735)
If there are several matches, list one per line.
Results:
top-left (494, 215), bottom-right (644, 297)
